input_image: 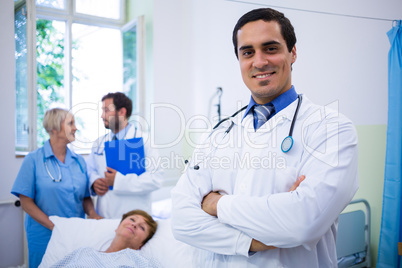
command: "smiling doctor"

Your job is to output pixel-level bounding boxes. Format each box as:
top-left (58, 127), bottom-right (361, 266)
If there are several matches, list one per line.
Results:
top-left (171, 8), bottom-right (358, 267)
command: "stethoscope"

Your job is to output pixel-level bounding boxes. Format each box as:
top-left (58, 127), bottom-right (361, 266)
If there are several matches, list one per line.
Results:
top-left (186, 95), bottom-right (302, 170)
top-left (94, 125), bottom-right (137, 155)
top-left (45, 158), bottom-right (62, 182)
top-left (185, 105), bottom-right (247, 170)
top-left (44, 154), bottom-right (86, 182)
top-left (281, 94), bottom-right (302, 153)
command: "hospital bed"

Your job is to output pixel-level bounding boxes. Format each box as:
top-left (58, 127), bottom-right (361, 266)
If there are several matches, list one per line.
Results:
top-left (39, 198), bottom-right (371, 267)
top-left (39, 197), bottom-right (194, 267)
top-left (39, 216), bottom-right (194, 267)
top-left (336, 199), bottom-right (371, 268)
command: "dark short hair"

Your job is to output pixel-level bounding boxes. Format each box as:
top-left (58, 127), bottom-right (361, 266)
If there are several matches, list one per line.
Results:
top-left (102, 92), bottom-right (133, 119)
top-left (232, 8), bottom-right (297, 58)
top-left (121, 210), bottom-right (157, 245)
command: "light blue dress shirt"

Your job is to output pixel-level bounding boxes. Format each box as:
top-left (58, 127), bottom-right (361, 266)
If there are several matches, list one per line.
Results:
top-left (242, 85), bottom-right (299, 130)
top-left (11, 140), bottom-right (90, 268)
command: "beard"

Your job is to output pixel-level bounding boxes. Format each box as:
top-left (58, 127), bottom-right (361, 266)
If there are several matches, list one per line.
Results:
top-left (104, 113), bottom-right (121, 132)
top-left (258, 80), bottom-right (270, 87)
top-left (114, 113), bottom-right (119, 131)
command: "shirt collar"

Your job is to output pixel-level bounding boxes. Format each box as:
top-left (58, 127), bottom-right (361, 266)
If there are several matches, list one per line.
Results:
top-left (68, 146), bottom-right (78, 159)
top-left (43, 139), bottom-right (77, 160)
top-left (44, 140), bottom-right (54, 159)
top-left (114, 123), bottom-right (132, 140)
top-left (242, 86), bottom-right (298, 121)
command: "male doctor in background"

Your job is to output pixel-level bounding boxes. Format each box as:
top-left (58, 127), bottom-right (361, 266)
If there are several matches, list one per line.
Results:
top-left (87, 92), bottom-right (163, 219)
top-left (171, 8), bottom-right (358, 267)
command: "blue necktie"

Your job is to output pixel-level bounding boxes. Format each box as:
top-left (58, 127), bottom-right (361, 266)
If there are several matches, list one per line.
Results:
top-left (253, 104), bottom-right (275, 130)
top-left (112, 135), bottom-right (117, 141)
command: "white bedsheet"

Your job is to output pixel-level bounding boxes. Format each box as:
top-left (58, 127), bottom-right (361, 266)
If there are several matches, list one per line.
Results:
top-left (39, 216), bottom-right (195, 268)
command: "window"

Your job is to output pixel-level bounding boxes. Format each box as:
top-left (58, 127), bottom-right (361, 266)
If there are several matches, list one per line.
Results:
top-left (15, 0), bottom-right (143, 153)
top-left (15, 2), bottom-right (30, 151)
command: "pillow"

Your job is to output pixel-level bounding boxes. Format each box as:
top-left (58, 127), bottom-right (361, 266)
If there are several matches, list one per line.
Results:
top-left (151, 198), bottom-right (172, 220)
top-left (39, 216), bottom-right (194, 267)
top-left (39, 216), bottom-right (119, 267)
top-left (140, 218), bottom-right (194, 267)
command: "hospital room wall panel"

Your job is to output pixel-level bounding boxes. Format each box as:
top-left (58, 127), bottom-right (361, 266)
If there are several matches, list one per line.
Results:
top-left (354, 124), bottom-right (387, 266)
top-left (129, 0), bottom-right (198, 182)
top-left (187, 0), bottom-right (392, 126)
top-left (231, 0), bottom-right (401, 23)
top-left (0, 0), bottom-right (29, 267)
top-left (0, 0), bottom-right (20, 202)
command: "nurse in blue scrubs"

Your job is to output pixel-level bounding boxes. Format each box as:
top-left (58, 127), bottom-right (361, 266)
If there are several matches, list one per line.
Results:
top-left (11, 108), bottom-right (102, 268)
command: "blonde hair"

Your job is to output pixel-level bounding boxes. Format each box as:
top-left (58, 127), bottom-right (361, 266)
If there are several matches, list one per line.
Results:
top-left (43, 108), bottom-right (70, 134)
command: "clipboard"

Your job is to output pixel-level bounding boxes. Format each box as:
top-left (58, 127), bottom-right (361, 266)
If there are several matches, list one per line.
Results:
top-left (104, 137), bottom-right (146, 176)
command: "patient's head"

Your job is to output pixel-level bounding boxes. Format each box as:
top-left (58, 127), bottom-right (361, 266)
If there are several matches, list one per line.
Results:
top-left (117, 210), bottom-right (158, 250)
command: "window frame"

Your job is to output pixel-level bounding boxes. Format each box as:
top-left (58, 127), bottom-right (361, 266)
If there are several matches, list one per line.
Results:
top-left (15, 0), bottom-right (143, 155)
top-left (121, 15), bottom-right (146, 116)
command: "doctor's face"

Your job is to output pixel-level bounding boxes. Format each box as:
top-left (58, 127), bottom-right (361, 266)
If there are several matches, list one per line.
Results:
top-left (101, 98), bottom-right (119, 131)
top-left (116, 214), bottom-right (150, 250)
top-left (237, 20), bottom-right (296, 104)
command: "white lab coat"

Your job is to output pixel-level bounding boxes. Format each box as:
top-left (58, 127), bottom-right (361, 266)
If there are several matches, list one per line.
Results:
top-left (171, 95), bottom-right (358, 268)
top-left (86, 124), bottom-right (163, 219)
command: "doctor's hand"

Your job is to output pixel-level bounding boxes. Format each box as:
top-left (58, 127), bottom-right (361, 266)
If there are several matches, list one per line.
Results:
top-left (92, 178), bottom-right (109, 196)
top-left (201, 191), bottom-right (222, 217)
top-left (289, 175), bottom-right (305, 191)
top-left (250, 239), bottom-right (276, 252)
top-left (105, 167), bottom-right (117, 187)
top-left (201, 194), bottom-right (277, 252)
top-left (201, 176), bottom-right (305, 217)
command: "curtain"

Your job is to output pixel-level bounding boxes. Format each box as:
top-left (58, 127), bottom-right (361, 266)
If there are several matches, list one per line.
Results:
top-left (377, 20), bottom-right (402, 268)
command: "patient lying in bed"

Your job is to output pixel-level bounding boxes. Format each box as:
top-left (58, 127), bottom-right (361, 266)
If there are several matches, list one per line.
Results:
top-left (40, 206), bottom-right (194, 267)
top-left (50, 210), bottom-right (161, 268)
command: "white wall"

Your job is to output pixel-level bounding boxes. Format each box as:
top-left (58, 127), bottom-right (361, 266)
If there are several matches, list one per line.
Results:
top-left (151, 0), bottom-right (396, 148)
top-left (152, 0), bottom-right (198, 178)
top-left (188, 0), bottom-right (396, 125)
top-left (0, 1), bottom-right (26, 266)
top-left (0, 0), bottom-right (24, 202)
top-left (150, 0), bottom-right (397, 176)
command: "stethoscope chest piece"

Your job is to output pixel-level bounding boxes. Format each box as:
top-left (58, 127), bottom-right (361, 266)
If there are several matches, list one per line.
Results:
top-left (281, 136), bottom-right (293, 153)
top-left (281, 94), bottom-right (302, 153)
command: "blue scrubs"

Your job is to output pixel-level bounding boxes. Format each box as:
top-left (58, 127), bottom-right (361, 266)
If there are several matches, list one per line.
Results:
top-left (11, 140), bottom-right (90, 268)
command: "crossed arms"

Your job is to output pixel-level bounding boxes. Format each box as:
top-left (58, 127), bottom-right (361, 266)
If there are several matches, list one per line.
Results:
top-left (171, 112), bottom-right (358, 256)
top-left (201, 175), bottom-right (305, 252)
